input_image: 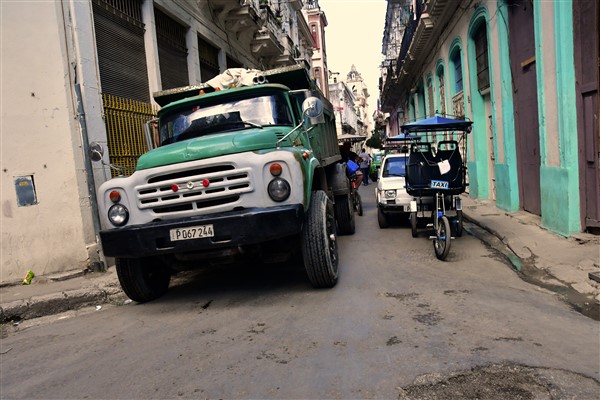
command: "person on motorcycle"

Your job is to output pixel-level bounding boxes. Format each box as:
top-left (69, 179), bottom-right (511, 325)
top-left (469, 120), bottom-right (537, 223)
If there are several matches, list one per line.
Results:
top-left (339, 141), bottom-right (363, 188)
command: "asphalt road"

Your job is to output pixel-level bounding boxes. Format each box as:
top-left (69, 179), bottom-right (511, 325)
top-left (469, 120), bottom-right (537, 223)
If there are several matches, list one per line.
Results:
top-left (1, 187), bottom-right (599, 399)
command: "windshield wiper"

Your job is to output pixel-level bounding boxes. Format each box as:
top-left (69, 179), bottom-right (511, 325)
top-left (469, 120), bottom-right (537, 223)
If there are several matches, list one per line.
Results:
top-left (239, 121), bottom-right (263, 129)
top-left (174, 120), bottom-right (263, 143)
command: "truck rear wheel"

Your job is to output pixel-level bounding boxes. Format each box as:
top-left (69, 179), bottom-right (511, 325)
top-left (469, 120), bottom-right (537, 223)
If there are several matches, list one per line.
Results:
top-left (334, 193), bottom-right (355, 235)
top-left (116, 257), bottom-right (171, 303)
top-left (302, 190), bottom-right (339, 288)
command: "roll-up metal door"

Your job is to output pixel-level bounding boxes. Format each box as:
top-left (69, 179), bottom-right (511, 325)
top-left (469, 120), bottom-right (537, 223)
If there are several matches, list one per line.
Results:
top-left (92, 0), bottom-right (149, 102)
top-left (155, 8), bottom-right (188, 90)
top-left (198, 36), bottom-right (220, 82)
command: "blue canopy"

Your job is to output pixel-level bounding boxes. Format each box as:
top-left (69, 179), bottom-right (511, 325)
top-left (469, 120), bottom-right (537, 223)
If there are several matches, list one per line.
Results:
top-left (400, 116), bottom-right (472, 133)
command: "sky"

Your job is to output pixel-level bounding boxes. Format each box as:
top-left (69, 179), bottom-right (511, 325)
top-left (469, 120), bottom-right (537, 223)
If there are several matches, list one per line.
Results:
top-left (318, 0), bottom-right (388, 117)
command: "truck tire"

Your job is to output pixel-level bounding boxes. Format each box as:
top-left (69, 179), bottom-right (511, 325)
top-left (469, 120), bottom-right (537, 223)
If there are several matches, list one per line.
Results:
top-left (334, 193), bottom-right (355, 235)
top-left (302, 190), bottom-right (339, 288)
top-left (116, 257), bottom-right (171, 303)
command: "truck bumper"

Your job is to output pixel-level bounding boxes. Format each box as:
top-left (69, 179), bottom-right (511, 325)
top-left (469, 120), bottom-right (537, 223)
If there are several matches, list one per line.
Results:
top-left (99, 205), bottom-right (305, 258)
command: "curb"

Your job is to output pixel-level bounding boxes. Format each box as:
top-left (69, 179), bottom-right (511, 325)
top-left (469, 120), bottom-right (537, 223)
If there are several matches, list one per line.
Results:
top-left (1, 286), bottom-right (125, 324)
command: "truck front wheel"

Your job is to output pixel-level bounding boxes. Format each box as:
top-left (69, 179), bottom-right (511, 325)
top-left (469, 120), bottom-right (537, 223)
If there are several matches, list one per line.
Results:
top-left (302, 190), bottom-right (339, 288)
top-left (116, 257), bottom-right (171, 302)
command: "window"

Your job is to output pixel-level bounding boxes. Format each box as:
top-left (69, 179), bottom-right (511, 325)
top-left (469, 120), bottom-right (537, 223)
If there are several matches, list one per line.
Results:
top-left (453, 52), bottom-right (463, 93)
top-left (226, 56), bottom-right (242, 69)
top-left (438, 69), bottom-right (446, 115)
top-left (474, 24), bottom-right (490, 92)
top-left (314, 67), bottom-right (321, 88)
top-left (427, 78), bottom-right (434, 117)
top-left (155, 8), bottom-right (189, 90)
top-left (198, 36), bottom-right (220, 81)
top-left (311, 24), bottom-right (319, 49)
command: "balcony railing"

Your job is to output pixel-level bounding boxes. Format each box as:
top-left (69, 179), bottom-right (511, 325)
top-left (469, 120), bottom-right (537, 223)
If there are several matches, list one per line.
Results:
top-left (396, 1), bottom-right (422, 72)
top-left (251, 6), bottom-right (284, 57)
top-left (452, 91), bottom-right (465, 119)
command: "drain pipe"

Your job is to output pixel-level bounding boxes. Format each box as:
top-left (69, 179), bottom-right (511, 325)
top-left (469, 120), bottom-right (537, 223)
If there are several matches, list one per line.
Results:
top-left (74, 82), bottom-right (105, 271)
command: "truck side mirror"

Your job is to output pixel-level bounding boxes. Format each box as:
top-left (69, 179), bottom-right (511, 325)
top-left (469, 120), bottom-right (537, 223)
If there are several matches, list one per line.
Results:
top-left (89, 142), bottom-right (104, 162)
top-left (302, 97), bottom-right (324, 125)
top-left (144, 118), bottom-right (160, 151)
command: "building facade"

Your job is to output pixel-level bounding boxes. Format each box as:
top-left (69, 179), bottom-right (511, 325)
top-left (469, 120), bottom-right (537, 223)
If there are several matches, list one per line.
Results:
top-left (303, 0), bottom-right (329, 98)
top-left (328, 71), bottom-right (359, 137)
top-left (346, 65), bottom-right (372, 138)
top-left (379, 0), bottom-right (599, 236)
top-left (1, 0), bottom-right (315, 283)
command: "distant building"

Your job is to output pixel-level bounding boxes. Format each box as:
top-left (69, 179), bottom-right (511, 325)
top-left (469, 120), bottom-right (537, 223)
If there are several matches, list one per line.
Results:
top-left (328, 71), bottom-right (358, 137)
top-left (328, 66), bottom-right (373, 150)
top-left (303, 0), bottom-right (329, 98)
top-left (346, 65), bottom-right (372, 138)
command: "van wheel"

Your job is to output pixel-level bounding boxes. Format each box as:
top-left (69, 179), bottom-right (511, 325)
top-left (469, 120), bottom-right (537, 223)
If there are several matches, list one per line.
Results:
top-left (302, 190), bottom-right (339, 288)
top-left (334, 193), bottom-right (355, 235)
top-left (378, 207), bottom-right (388, 228)
top-left (116, 257), bottom-right (171, 303)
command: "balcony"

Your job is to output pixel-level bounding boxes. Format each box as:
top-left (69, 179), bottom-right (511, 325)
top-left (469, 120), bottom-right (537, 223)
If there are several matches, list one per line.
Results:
top-left (288, 0), bottom-right (303, 12)
top-left (269, 35), bottom-right (297, 67)
top-left (208, 0), bottom-right (261, 35)
top-left (251, 8), bottom-right (284, 57)
top-left (225, 4), bottom-right (260, 33)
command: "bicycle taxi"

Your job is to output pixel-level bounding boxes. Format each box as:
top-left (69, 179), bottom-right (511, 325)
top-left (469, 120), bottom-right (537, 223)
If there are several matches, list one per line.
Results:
top-left (399, 116), bottom-right (472, 260)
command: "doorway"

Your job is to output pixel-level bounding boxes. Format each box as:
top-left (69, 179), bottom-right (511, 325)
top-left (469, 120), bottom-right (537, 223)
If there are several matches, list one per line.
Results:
top-left (574, 0), bottom-right (600, 230)
top-left (508, 0), bottom-right (541, 215)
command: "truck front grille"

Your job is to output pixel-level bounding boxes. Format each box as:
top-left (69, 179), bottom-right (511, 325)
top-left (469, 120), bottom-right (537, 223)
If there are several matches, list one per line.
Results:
top-left (135, 164), bottom-right (253, 214)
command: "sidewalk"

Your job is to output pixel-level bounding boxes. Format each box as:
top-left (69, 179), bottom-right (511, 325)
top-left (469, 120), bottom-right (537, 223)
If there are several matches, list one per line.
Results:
top-left (461, 196), bottom-right (600, 316)
top-left (1, 196), bottom-right (599, 323)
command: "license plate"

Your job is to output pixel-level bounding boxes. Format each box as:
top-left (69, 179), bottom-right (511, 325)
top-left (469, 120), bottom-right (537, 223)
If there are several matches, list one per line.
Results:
top-left (430, 180), bottom-right (449, 189)
top-left (170, 225), bottom-right (214, 241)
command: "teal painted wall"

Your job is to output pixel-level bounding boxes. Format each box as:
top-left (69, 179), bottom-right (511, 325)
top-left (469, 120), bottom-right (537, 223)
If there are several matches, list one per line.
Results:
top-left (467, 161), bottom-right (479, 196)
top-left (540, 167), bottom-right (578, 236)
top-left (538, 0), bottom-right (581, 234)
top-left (466, 6), bottom-right (491, 199)
top-left (495, 0), bottom-right (520, 211)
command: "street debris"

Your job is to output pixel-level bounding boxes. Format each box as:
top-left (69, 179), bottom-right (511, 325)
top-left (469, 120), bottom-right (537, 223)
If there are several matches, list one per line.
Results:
top-left (22, 270), bottom-right (35, 285)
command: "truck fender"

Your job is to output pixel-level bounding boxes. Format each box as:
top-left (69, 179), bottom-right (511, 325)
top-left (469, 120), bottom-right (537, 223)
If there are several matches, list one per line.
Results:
top-left (328, 163), bottom-right (350, 196)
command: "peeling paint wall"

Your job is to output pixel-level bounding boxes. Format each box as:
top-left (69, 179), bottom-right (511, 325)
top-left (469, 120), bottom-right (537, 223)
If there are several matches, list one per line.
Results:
top-left (1, 2), bottom-right (92, 283)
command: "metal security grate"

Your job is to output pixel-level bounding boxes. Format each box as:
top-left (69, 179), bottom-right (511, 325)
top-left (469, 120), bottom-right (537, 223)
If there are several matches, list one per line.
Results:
top-left (92, 0), bottom-right (150, 102)
top-left (102, 94), bottom-right (158, 177)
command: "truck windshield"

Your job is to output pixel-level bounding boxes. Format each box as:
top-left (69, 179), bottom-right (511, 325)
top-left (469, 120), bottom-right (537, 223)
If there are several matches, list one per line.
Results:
top-left (160, 93), bottom-right (293, 145)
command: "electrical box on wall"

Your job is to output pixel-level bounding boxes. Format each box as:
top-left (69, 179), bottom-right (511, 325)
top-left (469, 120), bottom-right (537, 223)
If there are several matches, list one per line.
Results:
top-left (15, 176), bottom-right (38, 207)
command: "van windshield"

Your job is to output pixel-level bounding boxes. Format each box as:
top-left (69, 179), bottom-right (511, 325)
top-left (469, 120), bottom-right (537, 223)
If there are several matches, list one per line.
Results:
top-left (383, 157), bottom-right (407, 177)
top-left (159, 93), bottom-right (293, 145)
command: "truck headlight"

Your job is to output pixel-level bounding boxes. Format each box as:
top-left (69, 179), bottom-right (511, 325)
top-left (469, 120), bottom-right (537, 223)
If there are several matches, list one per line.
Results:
top-left (268, 178), bottom-right (290, 202)
top-left (108, 204), bottom-right (129, 226)
top-left (385, 190), bottom-right (396, 199)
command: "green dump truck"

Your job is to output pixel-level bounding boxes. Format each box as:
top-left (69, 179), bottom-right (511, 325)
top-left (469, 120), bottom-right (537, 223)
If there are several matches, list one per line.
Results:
top-left (92, 65), bottom-right (355, 302)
